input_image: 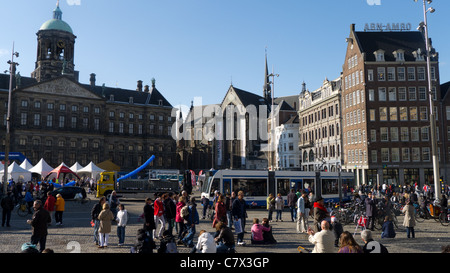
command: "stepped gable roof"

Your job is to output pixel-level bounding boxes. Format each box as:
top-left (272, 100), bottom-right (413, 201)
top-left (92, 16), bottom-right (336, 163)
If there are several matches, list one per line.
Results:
top-left (354, 31), bottom-right (426, 62)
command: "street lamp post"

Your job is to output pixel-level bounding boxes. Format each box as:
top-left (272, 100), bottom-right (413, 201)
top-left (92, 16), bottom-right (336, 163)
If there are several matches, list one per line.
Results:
top-left (414, 0), bottom-right (441, 201)
top-left (3, 43), bottom-right (19, 195)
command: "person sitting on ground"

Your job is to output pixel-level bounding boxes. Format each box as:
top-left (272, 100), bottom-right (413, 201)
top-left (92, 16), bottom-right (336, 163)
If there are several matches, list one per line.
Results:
top-left (261, 218), bottom-right (277, 244)
top-left (193, 230), bottom-right (216, 253)
top-left (158, 230), bottom-right (178, 253)
top-left (307, 220), bottom-right (335, 253)
top-left (214, 221), bottom-right (235, 253)
top-left (381, 216), bottom-right (396, 238)
top-left (251, 218), bottom-right (270, 245)
top-left (361, 229), bottom-right (388, 253)
top-left (338, 231), bottom-right (363, 253)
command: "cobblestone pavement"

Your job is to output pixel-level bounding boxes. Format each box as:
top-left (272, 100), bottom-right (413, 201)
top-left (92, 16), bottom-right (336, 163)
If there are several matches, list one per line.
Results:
top-left (1, 191), bottom-right (449, 254)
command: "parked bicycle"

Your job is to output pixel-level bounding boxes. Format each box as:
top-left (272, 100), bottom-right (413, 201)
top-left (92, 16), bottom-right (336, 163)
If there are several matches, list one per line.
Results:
top-left (16, 199), bottom-right (32, 217)
top-left (439, 208), bottom-right (450, 227)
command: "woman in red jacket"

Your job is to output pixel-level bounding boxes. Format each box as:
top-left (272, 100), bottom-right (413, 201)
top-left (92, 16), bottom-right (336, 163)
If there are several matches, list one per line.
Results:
top-left (175, 196), bottom-right (187, 243)
top-left (153, 194), bottom-right (165, 239)
top-left (212, 194), bottom-right (227, 228)
top-left (43, 192), bottom-right (56, 225)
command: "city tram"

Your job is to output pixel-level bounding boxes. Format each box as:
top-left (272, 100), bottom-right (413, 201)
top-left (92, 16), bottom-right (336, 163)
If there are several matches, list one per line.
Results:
top-left (201, 169), bottom-right (355, 207)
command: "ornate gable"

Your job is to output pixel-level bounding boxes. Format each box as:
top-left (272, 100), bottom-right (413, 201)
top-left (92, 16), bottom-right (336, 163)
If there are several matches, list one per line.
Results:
top-left (21, 76), bottom-right (103, 100)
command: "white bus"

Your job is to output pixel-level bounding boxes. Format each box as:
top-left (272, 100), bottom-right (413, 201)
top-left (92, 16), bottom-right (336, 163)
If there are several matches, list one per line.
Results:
top-left (201, 169), bottom-right (355, 206)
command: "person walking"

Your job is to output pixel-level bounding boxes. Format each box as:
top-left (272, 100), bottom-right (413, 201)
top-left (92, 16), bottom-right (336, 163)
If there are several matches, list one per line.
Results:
top-left (164, 192), bottom-right (176, 235)
top-left (108, 191), bottom-right (120, 219)
top-left (91, 196), bottom-right (106, 245)
top-left (181, 197), bottom-right (200, 248)
top-left (116, 203), bottom-right (128, 246)
top-left (54, 193), bottom-right (65, 226)
top-left (175, 196), bottom-right (187, 243)
top-left (212, 194), bottom-right (227, 228)
top-left (98, 202), bottom-right (114, 248)
top-left (287, 189), bottom-right (298, 222)
top-left (1, 191), bottom-right (14, 227)
top-left (266, 193), bottom-right (275, 222)
top-left (275, 193), bottom-right (284, 222)
top-left (153, 193), bottom-right (166, 240)
top-left (402, 199), bottom-right (416, 239)
top-left (43, 191), bottom-right (56, 225)
top-left (232, 190), bottom-right (247, 245)
top-left (27, 200), bottom-right (51, 252)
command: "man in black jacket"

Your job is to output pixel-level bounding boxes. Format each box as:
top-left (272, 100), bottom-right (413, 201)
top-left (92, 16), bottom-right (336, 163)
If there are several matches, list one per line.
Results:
top-left (27, 200), bottom-right (51, 252)
top-left (232, 191), bottom-right (247, 245)
top-left (163, 193), bottom-right (176, 235)
top-left (1, 191), bottom-right (14, 227)
top-left (143, 197), bottom-right (156, 251)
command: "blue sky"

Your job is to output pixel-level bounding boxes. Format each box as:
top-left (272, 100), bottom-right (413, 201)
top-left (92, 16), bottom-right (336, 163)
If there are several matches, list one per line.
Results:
top-left (1, 0), bottom-right (449, 108)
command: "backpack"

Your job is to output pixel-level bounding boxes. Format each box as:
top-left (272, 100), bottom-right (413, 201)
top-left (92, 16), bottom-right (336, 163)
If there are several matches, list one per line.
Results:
top-left (180, 205), bottom-right (190, 220)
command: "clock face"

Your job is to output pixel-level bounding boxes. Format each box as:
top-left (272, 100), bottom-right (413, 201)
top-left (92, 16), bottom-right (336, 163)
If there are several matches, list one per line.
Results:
top-left (57, 40), bottom-right (65, 48)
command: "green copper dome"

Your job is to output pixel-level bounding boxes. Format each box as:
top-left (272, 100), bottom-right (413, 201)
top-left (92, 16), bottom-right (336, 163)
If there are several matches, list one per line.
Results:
top-left (39, 3), bottom-right (73, 34)
top-left (40, 19), bottom-right (73, 34)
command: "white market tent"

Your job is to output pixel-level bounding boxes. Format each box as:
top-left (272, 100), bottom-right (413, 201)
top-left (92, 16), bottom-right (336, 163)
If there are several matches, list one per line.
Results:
top-left (0, 162), bottom-right (32, 182)
top-left (77, 161), bottom-right (105, 179)
top-left (70, 162), bottom-right (85, 173)
top-left (20, 159), bottom-right (34, 171)
top-left (28, 158), bottom-right (54, 179)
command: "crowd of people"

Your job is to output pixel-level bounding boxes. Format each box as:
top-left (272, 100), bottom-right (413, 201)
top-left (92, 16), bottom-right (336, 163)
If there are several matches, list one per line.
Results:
top-left (2, 176), bottom-right (450, 253)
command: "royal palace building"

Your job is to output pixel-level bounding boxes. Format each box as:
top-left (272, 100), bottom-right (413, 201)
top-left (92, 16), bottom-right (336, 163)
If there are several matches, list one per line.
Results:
top-left (0, 3), bottom-right (176, 172)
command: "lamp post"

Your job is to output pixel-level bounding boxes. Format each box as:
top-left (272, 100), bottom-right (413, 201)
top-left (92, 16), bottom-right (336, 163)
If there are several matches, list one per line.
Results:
top-left (414, 0), bottom-right (440, 201)
top-left (3, 43), bottom-right (19, 195)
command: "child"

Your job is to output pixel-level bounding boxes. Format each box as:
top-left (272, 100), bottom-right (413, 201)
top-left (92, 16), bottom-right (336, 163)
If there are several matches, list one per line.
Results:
top-left (261, 218), bottom-right (277, 244)
top-left (381, 216), bottom-right (396, 238)
top-left (116, 204), bottom-right (128, 246)
top-left (251, 218), bottom-right (270, 244)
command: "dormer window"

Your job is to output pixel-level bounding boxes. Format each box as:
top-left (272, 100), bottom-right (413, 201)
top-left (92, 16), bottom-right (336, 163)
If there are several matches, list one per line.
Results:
top-left (393, 49), bottom-right (405, 62)
top-left (129, 97), bottom-right (134, 104)
top-left (109, 95), bottom-right (114, 101)
top-left (413, 48), bottom-right (425, 61)
top-left (374, 50), bottom-right (385, 62)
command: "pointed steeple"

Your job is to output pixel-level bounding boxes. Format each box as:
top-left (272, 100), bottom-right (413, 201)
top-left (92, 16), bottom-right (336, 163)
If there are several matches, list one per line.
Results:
top-left (263, 49), bottom-right (272, 101)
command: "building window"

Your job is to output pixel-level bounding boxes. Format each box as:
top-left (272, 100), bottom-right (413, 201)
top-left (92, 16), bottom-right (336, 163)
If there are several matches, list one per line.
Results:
top-left (411, 127), bottom-right (419, 141)
top-left (59, 116), bottom-right (65, 128)
top-left (379, 107), bottom-right (387, 121)
top-left (368, 89), bottom-right (375, 101)
top-left (389, 107), bottom-right (397, 121)
top-left (408, 87), bottom-right (417, 101)
top-left (377, 67), bottom-right (386, 81)
top-left (34, 114), bottom-right (40, 126)
top-left (21, 113), bottom-right (27, 126)
top-left (371, 150), bottom-right (377, 163)
top-left (109, 122), bottom-right (114, 133)
top-left (368, 70), bottom-right (374, 81)
top-left (407, 67), bottom-right (416, 81)
top-left (388, 87), bottom-right (396, 101)
top-left (410, 107), bottom-right (418, 121)
top-left (392, 148), bottom-right (400, 162)
top-left (420, 106), bottom-right (428, 121)
top-left (422, 147), bottom-right (430, 161)
top-left (391, 127), bottom-right (399, 141)
top-left (378, 87), bottom-right (386, 101)
top-left (380, 127), bottom-right (388, 141)
top-left (399, 107), bottom-right (407, 121)
top-left (421, 127), bottom-right (429, 141)
top-left (402, 148), bottom-right (410, 162)
top-left (401, 127), bottom-right (409, 141)
top-left (387, 67), bottom-right (396, 81)
top-left (369, 109), bottom-right (376, 121)
top-left (398, 87), bottom-right (407, 101)
top-left (417, 67), bottom-right (426, 81)
top-left (381, 148), bottom-right (389, 162)
top-left (418, 87), bottom-right (427, 101)
top-left (398, 67), bottom-right (406, 81)
top-left (46, 115), bottom-right (53, 127)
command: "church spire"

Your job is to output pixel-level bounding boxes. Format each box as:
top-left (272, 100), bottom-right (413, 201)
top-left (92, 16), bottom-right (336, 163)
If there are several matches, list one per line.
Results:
top-left (263, 49), bottom-right (272, 101)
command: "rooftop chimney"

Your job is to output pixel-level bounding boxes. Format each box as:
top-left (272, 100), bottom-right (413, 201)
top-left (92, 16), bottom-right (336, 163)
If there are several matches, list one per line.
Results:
top-left (90, 73), bottom-right (96, 87)
top-left (144, 85), bottom-right (149, 92)
top-left (137, 80), bottom-right (143, 92)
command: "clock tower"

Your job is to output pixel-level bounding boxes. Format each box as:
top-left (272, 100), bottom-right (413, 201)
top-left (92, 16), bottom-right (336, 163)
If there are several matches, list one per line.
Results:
top-left (31, 1), bottom-right (78, 82)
